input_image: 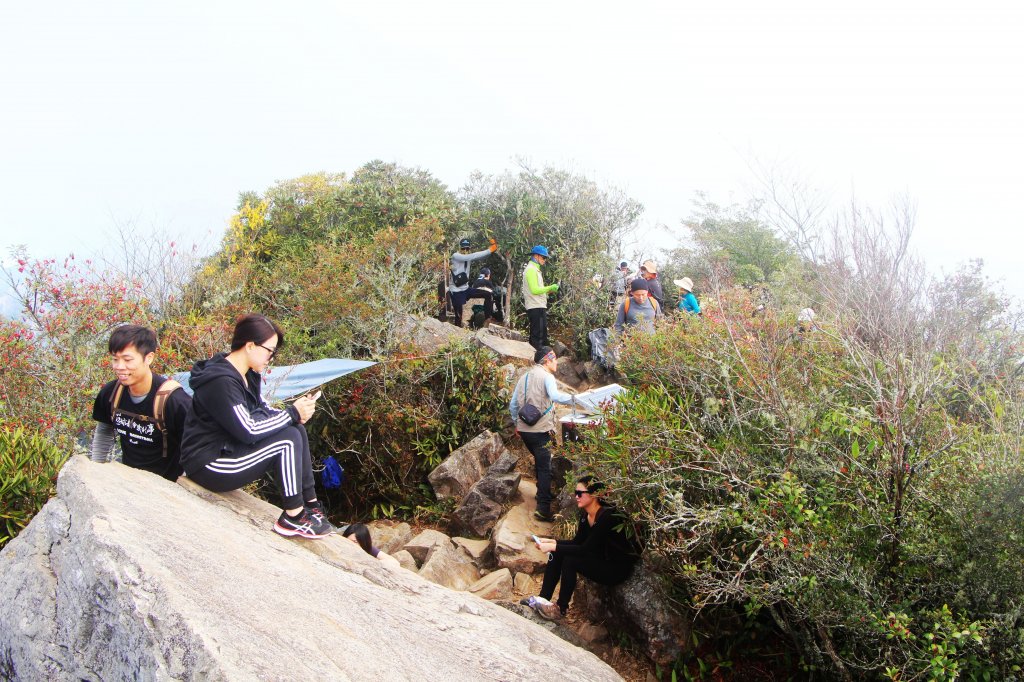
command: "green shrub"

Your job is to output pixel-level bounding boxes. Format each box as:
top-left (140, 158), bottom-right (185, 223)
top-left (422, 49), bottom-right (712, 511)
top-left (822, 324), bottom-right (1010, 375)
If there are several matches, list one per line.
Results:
top-left (567, 286), bottom-right (1024, 679)
top-left (0, 428), bottom-right (68, 550)
top-left (309, 342), bottom-right (509, 520)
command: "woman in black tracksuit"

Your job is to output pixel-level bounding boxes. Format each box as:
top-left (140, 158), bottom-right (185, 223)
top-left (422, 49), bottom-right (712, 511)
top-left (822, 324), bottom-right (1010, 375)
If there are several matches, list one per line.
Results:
top-left (530, 476), bottom-right (641, 619)
top-left (179, 314), bottom-right (332, 539)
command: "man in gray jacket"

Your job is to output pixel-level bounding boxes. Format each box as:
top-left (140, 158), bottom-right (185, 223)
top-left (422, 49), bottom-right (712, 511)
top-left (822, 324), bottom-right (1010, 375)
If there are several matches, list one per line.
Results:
top-left (449, 237), bottom-right (497, 327)
top-left (509, 346), bottom-right (575, 522)
top-left (614, 278), bottom-right (662, 334)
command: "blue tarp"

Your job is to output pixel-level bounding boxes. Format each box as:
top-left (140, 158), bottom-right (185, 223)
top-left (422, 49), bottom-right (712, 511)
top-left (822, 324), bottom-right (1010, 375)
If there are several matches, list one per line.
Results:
top-left (174, 358), bottom-right (377, 402)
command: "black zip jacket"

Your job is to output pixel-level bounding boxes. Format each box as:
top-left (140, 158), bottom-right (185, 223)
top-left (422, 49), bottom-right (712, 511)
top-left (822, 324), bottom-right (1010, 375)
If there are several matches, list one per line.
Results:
top-left (179, 353), bottom-right (300, 475)
top-left (555, 504), bottom-right (641, 567)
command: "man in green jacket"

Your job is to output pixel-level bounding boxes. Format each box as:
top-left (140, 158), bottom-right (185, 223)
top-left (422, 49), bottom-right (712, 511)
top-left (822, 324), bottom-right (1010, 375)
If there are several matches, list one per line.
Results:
top-left (521, 245), bottom-right (559, 350)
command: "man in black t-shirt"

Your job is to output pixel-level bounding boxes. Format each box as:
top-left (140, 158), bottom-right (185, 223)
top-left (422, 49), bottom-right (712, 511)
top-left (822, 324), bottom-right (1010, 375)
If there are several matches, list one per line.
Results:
top-left (90, 325), bottom-right (190, 480)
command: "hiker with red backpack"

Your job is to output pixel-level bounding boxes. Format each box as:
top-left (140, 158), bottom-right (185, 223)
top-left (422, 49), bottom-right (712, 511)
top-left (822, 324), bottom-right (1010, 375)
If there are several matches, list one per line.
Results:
top-left (613, 278), bottom-right (662, 334)
top-left (90, 325), bottom-right (191, 481)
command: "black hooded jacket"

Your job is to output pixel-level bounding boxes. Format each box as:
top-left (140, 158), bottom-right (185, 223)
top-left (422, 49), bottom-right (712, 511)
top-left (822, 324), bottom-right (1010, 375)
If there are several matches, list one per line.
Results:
top-left (179, 353), bottom-right (300, 475)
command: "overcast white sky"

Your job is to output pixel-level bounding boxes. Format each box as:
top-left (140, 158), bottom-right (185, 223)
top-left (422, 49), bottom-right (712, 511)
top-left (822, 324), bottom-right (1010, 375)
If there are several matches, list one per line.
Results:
top-left (2, 0), bottom-right (1022, 306)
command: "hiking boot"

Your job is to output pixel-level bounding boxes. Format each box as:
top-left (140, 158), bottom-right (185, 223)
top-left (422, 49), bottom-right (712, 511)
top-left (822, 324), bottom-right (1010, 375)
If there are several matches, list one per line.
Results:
top-left (535, 602), bottom-right (564, 620)
top-left (519, 595), bottom-right (552, 608)
top-left (274, 509), bottom-right (333, 539)
top-left (533, 510), bottom-right (554, 523)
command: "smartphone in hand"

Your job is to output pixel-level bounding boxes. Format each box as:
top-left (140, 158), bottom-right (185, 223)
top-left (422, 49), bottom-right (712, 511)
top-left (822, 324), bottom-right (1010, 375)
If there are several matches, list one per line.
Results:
top-left (308, 390), bottom-right (322, 401)
top-left (531, 534), bottom-right (542, 546)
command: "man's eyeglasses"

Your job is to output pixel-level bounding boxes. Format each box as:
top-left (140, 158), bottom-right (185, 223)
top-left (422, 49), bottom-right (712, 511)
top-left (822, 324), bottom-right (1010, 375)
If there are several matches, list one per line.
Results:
top-left (256, 343), bottom-right (277, 360)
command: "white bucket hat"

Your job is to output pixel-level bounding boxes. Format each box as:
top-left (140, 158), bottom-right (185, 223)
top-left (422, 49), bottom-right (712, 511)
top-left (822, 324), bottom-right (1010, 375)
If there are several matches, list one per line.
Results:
top-left (673, 277), bottom-right (693, 291)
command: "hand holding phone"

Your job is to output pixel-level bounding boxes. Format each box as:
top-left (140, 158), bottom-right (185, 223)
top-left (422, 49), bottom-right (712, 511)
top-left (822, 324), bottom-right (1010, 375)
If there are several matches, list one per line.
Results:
top-left (531, 534), bottom-right (542, 546)
top-left (308, 390), bottom-right (322, 402)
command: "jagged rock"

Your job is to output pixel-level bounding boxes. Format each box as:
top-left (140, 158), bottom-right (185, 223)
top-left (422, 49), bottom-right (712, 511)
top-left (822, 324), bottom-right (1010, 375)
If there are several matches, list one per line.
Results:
top-left (552, 340), bottom-right (572, 357)
top-left (451, 463), bottom-right (525, 538)
top-left (427, 430), bottom-right (508, 500)
top-left (492, 481), bottom-right (552, 575)
top-left (392, 549), bottom-right (418, 572)
top-left (395, 314), bottom-right (474, 354)
top-left (474, 328), bottom-right (535, 361)
top-left (574, 562), bottom-right (693, 667)
top-left (486, 449), bottom-right (519, 476)
top-left (474, 472), bottom-right (521, 504)
top-left (0, 457), bottom-right (621, 681)
top-left (366, 520), bottom-right (414, 554)
top-left (554, 357), bottom-right (586, 389)
top-left (418, 539), bottom-right (481, 591)
top-left (577, 623), bottom-right (610, 645)
top-left (479, 325), bottom-right (529, 344)
top-left (468, 568), bottom-right (513, 600)
top-left (451, 490), bottom-right (504, 538)
top-left (452, 537), bottom-right (491, 567)
top-left (582, 361), bottom-right (613, 384)
top-left (403, 529), bottom-right (453, 565)
top-left (513, 571), bottom-right (538, 595)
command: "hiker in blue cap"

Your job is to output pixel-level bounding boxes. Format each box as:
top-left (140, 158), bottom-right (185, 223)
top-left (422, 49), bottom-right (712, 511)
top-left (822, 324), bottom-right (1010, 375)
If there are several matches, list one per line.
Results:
top-left (521, 245), bottom-right (559, 350)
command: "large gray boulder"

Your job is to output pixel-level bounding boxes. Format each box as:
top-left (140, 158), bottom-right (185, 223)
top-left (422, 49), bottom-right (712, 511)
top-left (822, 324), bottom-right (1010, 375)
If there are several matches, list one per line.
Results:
top-left (0, 457), bottom-right (621, 681)
top-left (474, 328), bottom-right (535, 361)
top-left (427, 430), bottom-right (508, 500)
top-left (394, 315), bottom-right (474, 354)
top-left (554, 355), bottom-right (589, 389)
top-left (574, 562), bottom-right (693, 668)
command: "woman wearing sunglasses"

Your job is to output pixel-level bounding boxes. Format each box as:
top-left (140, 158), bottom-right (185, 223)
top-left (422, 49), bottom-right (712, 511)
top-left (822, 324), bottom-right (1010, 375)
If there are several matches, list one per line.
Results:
top-left (528, 476), bottom-right (641, 620)
top-left (179, 314), bottom-right (332, 539)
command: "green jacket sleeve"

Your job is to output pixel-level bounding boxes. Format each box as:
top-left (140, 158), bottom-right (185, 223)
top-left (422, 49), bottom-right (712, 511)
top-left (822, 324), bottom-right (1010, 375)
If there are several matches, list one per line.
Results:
top-left (525, 263), bottom-right (557, 295)
top-left (524, 264), bottom-right (548, 295)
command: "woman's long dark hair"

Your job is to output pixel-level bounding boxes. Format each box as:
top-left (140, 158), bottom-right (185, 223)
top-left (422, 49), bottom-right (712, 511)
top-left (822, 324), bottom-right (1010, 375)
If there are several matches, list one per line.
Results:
top-left (230, 314), bottom-right (285, 351)
top-left (342, 523), bottom-right (374, 556)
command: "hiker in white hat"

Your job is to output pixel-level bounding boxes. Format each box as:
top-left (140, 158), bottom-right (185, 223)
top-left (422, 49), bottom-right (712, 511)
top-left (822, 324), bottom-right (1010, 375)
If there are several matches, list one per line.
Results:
top-left (673, 277), bottom-right (701, 315)
top-left (638, 260), bottom-right (664, 308)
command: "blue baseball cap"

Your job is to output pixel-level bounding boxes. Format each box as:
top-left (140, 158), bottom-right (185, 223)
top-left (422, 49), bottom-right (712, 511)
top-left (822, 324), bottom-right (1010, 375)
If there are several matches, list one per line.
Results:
top-left (531, 245), bottom-right (550, 257)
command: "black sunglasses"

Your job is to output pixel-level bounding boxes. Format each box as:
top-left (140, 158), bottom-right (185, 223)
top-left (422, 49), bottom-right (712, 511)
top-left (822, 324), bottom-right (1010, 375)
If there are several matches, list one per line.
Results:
top-left (574, 489), bottom-right (590, 498)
